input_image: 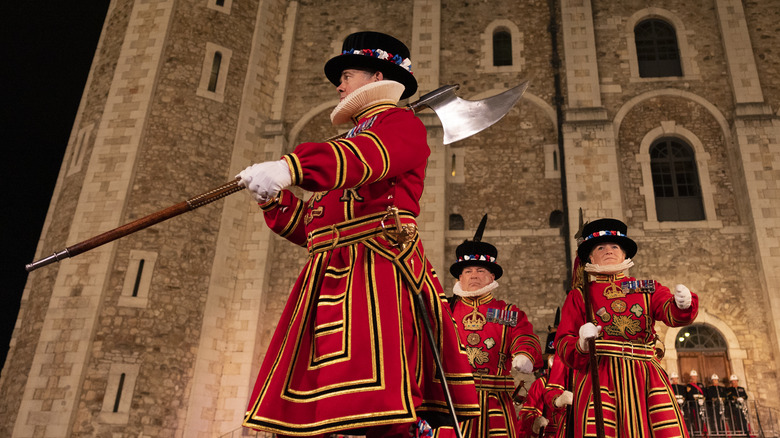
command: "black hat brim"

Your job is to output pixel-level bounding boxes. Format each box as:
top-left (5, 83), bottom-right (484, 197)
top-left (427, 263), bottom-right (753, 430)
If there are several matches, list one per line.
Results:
top-left (324, 55), bottom-right (417, 99)
top-left (449, 260), bottom-right (503, 280)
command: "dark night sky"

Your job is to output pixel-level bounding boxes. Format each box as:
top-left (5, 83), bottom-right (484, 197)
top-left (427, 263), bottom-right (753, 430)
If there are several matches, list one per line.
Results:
top-left (1, 3), bottom-right (110, 369)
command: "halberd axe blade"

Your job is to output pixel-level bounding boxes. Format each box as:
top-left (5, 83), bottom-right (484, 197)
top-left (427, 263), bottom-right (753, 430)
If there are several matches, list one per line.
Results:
top-left (409, 81), bottom-right (529, 144)
top-left (26, 82), bottom-right (531, 271)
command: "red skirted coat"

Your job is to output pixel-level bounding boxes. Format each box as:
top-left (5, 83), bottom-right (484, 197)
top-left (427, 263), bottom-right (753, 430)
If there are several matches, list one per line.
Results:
top-left (437, 293), bottom-right (542, 437)
top-left (554, 273), bottom-right (698, 438)
top-left (242, 103), bottom-right (480, 436)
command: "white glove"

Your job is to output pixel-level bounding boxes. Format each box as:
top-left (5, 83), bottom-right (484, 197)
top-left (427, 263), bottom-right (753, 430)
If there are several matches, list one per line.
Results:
top-left (737, 397), bottom-right (744, 403)
top-left (532, 416), bottom-right (549, 433)
top-left (577, 323), bottom-right (601, 352)
top-left (554, 390), bottom-right (573, 408)
top-left (512, 355), bottom-right (533, 374)
top-left (236, 160), bottom-right (292, 203)
top-left (674, 284), bottom-right (692, 310)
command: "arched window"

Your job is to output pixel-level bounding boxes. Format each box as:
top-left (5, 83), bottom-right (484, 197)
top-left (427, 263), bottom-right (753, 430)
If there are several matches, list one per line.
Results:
top-left (635, 19), bottom-right (682, 77)
top-left (492, 30), bottom-right (512, 66)
top-left (449, 214), bottom-right (465, 230)
top-left (548, 210), bottom-right (564, 228)
top-left (650, 138), bottom-right (704, 221)
top-left (676, 324), bottom-right (727, 351)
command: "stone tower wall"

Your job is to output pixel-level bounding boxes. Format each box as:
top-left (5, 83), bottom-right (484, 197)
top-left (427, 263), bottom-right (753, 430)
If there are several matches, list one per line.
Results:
top-left (2, 0), bottom-right (779, 436)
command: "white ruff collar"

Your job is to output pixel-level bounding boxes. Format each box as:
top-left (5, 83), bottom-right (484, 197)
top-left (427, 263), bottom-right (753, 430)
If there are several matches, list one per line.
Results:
top-left (584, 258), bottom-right (634, 275)
top-left (330, 80), bottom-right (404, 125)
top-left (452, 280), bottom-right (499, 298)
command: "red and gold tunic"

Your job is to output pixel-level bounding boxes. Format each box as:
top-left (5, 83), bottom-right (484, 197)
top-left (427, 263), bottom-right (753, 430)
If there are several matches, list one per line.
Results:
top-left (516, 360), bottom-right (568, 438)
top-left (242, 103), bottom-right (479, 436)
top-left (554, 274), bottom-right (698, 438)
top-left (437, 293), bottom-right (542, 438)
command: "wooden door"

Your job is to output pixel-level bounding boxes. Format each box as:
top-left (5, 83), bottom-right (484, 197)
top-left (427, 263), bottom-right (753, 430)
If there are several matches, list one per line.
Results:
top-left (678, 353), bottom-right (702, 384)
top-left (678, 351), bottom-right (730, 385)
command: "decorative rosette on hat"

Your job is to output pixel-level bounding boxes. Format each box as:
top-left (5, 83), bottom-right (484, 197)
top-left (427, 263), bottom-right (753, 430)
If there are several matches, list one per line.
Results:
top-left (449, 214), bottom-right (503, 279)
top-left (324, 31), bottom-right (418, 99)
top-left (576, 218), bottom-right (637, 262)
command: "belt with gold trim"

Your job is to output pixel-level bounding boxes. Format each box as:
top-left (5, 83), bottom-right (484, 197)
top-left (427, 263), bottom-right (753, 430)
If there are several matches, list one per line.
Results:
top-left (472, 373), bottom-right (516, 393)
top-left (306, 209), bottom-right (417, 254)
top-left (594, 339), bottom-right (655, 361)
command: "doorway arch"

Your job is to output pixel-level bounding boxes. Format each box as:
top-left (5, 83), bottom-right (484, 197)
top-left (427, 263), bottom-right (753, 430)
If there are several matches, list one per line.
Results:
top-left (662, 310), bottom-right (748, 386)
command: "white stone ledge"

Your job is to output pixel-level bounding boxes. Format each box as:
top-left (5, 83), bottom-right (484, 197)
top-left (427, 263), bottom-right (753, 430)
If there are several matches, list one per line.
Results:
top-left (642, 219), bottom-right (723, 231)
top-left (564, 107), bottom-right (609, 122)
top-left (447, 228), bottom-right (561, 242)
top-left (735, 102), bottom-right (774, 117)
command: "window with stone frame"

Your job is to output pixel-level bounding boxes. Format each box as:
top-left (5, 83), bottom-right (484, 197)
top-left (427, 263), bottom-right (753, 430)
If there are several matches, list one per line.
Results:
top-left (649, 137), bottom-right (704, 221)
top-left (98, 363), bottom-right (140, 424)
top-left (207, 0), bottom-right (232, 13)
top-left (118, 250), bottom-right (158, 308)
top-left (634, 18), bottom-right (682, 78)
top-left (492, 30), bottom-right (512, 66)
top-left (197, 42), bottom-right (232, 102)
top-left (480, 20), bottom-right (524, 74)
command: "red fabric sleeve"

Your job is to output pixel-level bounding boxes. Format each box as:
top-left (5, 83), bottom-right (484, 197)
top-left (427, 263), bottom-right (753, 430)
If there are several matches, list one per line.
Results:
top-left (543, 359), bottom-right (568, 409)
top-left (553, 289), bottom-right (590, 373)
top-left (259, 190), bottom-right (308, 247)
top-left (650, 282), bottom-right (699, 327)
top-left (509, 306), bottom-right (543, 370)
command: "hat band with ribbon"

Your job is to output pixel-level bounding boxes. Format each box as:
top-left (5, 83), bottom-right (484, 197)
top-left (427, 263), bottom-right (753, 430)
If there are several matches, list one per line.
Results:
top-left (457, 254), bottom-right (496, 263)
top-left (582, 230), bottom-right (627, 242)
top-left (342, 48), bottom-right (413, 73)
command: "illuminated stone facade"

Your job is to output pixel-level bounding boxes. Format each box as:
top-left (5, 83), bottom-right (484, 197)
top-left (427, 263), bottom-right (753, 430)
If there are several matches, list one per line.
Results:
top-left (1, 0), bottom-right (778, 436)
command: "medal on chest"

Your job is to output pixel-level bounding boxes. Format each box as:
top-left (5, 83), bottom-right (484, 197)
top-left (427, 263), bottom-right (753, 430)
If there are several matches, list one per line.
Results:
top-left (611, 299), bottom-right (627, 313)
top-left (486, 308), bottom-right (518, 327)
top-left (345, 115), bottom-right (378, 138)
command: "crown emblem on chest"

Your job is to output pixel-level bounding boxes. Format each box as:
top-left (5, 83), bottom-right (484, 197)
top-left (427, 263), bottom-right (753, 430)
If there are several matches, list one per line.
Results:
top-left (602, 282), bottom-right (626, 299)
top-left (463, 308), bottom-right (487, 331)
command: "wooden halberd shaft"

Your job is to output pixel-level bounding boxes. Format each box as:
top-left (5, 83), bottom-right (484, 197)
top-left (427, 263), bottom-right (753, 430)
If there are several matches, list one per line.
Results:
top-left (25, 179), bottom-right (243, 272)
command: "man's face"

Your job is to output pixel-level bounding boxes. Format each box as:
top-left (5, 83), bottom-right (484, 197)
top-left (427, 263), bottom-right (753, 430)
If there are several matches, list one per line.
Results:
top-left (337, 69), bottom-right (381, 101)
top-left (712, 379), bottom-right (719, 386)
top-left (690, 374), bottom-right (698, 383)
top-left (730, 380), bottom-right (738, 387)
top-left (588, 241), bottom-right (626, 266)
top-left (459, 266), bottom-right (495, 292)
top-left (671, 377), bottom-right (679, 384)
